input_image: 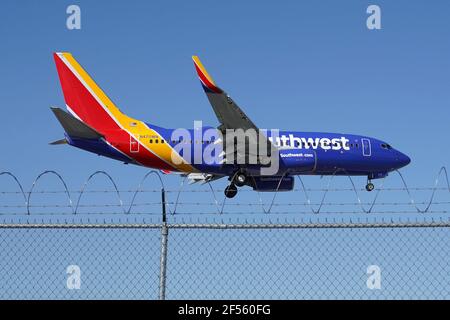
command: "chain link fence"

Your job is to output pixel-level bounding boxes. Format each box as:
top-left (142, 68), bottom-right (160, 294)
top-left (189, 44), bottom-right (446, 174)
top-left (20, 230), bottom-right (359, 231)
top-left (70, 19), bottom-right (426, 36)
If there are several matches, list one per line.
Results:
top-left (0, 220), bottom-right (448, 299)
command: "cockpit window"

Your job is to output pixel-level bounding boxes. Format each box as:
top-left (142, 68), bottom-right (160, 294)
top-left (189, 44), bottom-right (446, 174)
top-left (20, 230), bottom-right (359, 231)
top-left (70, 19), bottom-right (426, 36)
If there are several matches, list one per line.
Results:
top-left (381, 143), bottom-right (393, 150)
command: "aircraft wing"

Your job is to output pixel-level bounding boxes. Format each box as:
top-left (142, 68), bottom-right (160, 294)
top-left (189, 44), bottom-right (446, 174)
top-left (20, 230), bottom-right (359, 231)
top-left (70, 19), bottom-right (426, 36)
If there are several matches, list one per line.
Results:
top-left (193, 56), bottom-right (259, 132)
top-left (192, 56), bottom-right (277, 165)
top-left (162, 170), bottom-right (224, 185)
top-left (183, 172), bottom-right (225, 185)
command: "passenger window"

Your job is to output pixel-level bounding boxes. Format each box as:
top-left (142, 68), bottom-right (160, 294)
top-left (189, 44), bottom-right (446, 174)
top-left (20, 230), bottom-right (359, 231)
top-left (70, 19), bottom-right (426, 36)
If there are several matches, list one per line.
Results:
top-left (149, 139), bottom-right (153, 143)
top-left (155, 139), bottom-right (159, 144)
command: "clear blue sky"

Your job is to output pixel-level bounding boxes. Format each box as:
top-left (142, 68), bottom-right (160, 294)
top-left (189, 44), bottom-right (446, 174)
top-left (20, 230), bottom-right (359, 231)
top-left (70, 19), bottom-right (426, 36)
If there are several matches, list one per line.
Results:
top-left (0, 0), bottom-right (448, 299)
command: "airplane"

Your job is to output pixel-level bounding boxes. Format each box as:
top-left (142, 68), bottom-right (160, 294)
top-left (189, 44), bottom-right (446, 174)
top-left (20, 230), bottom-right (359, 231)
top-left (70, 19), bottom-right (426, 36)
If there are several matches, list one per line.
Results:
top-left (51, 52), bottom-right (411, 198)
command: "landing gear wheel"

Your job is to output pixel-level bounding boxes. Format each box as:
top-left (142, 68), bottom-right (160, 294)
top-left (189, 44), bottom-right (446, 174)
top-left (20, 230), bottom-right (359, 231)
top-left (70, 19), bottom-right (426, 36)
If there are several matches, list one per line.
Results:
top-left (224, 184), bottom-right (238, 198)
top-left (234, 173), bottom-right (247, 187)
top-left (365, 182), bottom-right (375, 192)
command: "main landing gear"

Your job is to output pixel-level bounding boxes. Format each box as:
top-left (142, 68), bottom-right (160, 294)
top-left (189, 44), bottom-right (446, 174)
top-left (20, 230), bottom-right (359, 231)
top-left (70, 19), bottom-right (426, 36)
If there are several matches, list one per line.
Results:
top-left (224, 172), bottom-right (248, 198)
top-left (224, 184), bottom-right (238, 198)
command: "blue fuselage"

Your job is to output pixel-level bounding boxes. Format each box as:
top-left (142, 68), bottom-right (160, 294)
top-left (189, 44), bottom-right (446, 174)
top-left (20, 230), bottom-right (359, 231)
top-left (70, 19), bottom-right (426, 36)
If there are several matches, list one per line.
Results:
top-left (67, 123), bottom-right (410, 179)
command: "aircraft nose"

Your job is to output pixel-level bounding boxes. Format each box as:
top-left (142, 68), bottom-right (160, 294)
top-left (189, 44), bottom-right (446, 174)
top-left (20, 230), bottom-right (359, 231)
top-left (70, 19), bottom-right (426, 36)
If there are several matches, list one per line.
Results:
top-left (396, 151), bottom-right (411, 168)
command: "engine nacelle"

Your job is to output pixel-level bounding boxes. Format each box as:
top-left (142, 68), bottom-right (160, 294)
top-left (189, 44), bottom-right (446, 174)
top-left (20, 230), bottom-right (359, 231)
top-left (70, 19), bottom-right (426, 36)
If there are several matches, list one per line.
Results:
top-left (248, 176), bottom-right (295, 192)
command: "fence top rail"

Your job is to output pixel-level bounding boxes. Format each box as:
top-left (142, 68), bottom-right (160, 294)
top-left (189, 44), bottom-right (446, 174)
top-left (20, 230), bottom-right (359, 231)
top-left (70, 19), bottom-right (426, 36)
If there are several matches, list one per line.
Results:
top-left (0, 222), bottom-right (448, 229)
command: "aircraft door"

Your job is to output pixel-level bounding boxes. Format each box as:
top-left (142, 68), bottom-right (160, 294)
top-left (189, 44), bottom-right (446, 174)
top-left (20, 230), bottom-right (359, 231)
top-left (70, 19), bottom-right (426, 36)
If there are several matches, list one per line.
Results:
top-left (361, 138), bottom-right (371, 157)
top-left (130, 134), bottom-right (140, 153)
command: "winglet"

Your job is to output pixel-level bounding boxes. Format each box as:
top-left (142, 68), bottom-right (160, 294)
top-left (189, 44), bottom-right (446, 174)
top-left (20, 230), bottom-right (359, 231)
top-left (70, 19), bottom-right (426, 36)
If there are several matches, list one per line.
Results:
top-left (192, 56), bottom-right (223, 94)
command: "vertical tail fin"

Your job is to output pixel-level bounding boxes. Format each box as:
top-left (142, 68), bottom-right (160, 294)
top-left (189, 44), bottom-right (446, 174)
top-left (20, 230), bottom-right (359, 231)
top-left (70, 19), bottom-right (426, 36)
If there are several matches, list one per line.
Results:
top-left (53, 52), bottom-right (128, 133)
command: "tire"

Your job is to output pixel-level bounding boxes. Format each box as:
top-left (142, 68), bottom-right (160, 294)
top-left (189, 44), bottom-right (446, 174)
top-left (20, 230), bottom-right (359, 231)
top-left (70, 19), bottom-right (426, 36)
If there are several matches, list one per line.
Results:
top-left (224, 184), bottom-right (238, 198)
top-left (234, 173), bottom-right (247, 187)
top-left (365, 183), bottom-right (374, 192)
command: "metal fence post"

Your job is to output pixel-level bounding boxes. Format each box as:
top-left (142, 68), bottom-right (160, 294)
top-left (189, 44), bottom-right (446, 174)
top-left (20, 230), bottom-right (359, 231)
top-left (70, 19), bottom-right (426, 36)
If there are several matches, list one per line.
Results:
top-left (159, 187), bottom-right (168, 300)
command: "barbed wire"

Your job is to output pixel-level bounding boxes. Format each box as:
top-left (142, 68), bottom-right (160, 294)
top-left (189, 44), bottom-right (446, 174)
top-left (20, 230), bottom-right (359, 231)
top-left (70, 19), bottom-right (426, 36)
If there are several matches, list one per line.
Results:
top-left (0, 167), bottom-right (449, 215)
top-left (2, 186), bottom-right (449, 194)
top-left (2, 200), bottom-right (450, 208)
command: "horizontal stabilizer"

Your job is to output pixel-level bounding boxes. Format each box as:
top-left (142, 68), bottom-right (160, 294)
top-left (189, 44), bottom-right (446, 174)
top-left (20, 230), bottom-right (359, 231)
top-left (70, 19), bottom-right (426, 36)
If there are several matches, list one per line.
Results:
top-left (50, 107), bottom-right (103, 139)
top-left (49, 138), bottom-right (68, 145)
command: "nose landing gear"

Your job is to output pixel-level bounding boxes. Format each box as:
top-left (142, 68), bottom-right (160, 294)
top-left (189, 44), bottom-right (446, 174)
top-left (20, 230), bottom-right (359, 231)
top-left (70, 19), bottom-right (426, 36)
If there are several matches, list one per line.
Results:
top-left (234, 172), bottom-right (247, 187)
top-left (365, 181), bottom-right (375, 192)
